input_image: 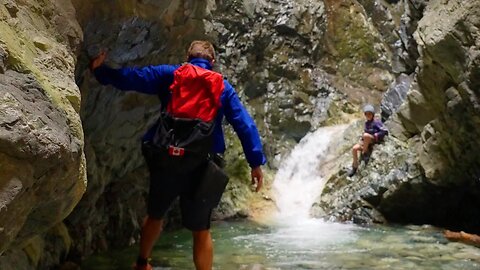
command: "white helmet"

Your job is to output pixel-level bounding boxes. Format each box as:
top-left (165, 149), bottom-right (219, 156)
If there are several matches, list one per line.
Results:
top-left (363, 104), bottom-right (375, 113)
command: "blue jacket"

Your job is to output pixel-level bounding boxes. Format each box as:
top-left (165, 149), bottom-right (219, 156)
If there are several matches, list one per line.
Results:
top-left (365, 119), bottom-right (388, 141)
top-left (93, 58), bottom-right (267, 168)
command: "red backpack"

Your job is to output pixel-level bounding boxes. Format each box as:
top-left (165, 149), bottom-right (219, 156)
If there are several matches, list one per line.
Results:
top-left (150, 64), bottom-right (225, 171)
top-left (168, 64), bottom-right (224, 121)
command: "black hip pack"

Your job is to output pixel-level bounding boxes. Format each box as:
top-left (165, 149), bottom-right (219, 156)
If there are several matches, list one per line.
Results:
top-left (148, 112), bottom-right (214, 173)
top-left (142, 113), bottom-right (229, 208)
top-left (194, 154), bottom-right (229, 208)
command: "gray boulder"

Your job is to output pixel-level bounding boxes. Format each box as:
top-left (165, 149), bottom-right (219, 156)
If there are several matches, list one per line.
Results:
top-left (381, 73), bottom-right (414, 121)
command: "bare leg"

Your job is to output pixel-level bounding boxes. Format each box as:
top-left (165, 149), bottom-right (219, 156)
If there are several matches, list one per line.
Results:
top-left (362, 133), bottom-right (375, 155)
top-left (192, 230), bottom-right (213, 270)
top-left (352, 144), bottom-right (362, 168)
top-left (139, 216), bottom-right (164, 260)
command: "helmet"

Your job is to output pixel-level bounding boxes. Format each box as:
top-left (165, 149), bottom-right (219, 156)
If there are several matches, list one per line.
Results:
top-left (363, 104), bottom-right (375, 114)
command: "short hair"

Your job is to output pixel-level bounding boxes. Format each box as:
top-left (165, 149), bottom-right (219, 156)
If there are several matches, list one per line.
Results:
top-left (187, 40), bottom-right (215, 62)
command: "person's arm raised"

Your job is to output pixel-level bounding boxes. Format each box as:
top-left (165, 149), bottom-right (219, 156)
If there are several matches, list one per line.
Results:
top-left (89, 51), bottom-right (176, 95)
top-left (90, 51), bottom-right (107, 71)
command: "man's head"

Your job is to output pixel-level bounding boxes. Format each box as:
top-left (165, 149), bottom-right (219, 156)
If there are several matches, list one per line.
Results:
top-left (187, 40), bottom-right (215, 64)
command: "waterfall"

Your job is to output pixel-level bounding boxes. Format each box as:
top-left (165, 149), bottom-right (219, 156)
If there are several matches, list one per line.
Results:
top-left (273, 125), bottom-right (347, 221)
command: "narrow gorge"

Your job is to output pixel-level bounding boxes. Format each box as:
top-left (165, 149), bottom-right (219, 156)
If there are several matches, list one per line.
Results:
top-left (0, 0), bottom-right (479, 269)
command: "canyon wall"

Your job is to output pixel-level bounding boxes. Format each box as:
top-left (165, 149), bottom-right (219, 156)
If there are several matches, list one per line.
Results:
top-left (0, 0), bottom-right (444, 268)
top-left (314, 0), bottom-right (480, 235)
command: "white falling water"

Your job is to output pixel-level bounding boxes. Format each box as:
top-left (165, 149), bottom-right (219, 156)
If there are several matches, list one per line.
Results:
top-left (273, 125), bottom-right (347, 221)
top-left (232, 125), bottom-right (358, 258)
top-left (255, 125), bottom-right (357, 252)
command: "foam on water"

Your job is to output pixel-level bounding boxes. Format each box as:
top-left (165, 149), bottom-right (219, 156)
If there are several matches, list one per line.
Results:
top-left (84, 127), bottom-right (480, 269)
top-left (264, 125), bottom-right (359, 252)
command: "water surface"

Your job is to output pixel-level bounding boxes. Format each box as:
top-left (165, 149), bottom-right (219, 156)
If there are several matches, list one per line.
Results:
top-left (83, 219), bottom-right (480, 269)
top-left (83, 126), bottom-right (480, 269)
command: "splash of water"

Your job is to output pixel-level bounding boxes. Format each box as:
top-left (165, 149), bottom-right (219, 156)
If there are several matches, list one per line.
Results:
top-left (261, 125), bottom-right (357, 255)
top-left (273, 125), bottom-right (347, 221)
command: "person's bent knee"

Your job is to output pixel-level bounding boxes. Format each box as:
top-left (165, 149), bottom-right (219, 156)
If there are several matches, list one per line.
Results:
top-left (352, 144), bottom-right (361, 151)
top-left (364, 133), bottom-right (376, 140)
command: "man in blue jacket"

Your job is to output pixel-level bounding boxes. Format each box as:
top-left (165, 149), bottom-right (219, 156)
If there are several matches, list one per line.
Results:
top-left (90, 40), bottom-right (266, 270)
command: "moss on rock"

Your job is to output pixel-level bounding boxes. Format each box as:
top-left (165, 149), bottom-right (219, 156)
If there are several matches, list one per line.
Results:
top-left (0, 1), bottom-right (86, 269)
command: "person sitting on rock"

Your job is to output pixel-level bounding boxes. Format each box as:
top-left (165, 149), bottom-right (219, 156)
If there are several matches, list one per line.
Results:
top-left (348, 104), bottom-right (388, 177)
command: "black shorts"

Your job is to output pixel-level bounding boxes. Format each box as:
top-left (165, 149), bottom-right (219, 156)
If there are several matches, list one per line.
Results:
top-left (143, 146), bottom-right (213, 231)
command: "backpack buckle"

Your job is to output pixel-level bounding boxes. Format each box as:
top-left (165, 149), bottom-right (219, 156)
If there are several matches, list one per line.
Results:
top-left (168, 145), bottom-right (185, 156)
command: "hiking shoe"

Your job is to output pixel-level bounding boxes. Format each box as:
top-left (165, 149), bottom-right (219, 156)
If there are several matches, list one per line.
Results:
top-left (133, 263), bottom-right (153, 270)
top-left (133, 264), bottom-right (152, 270)
top-left (347, 167), bottom-right (357, 177)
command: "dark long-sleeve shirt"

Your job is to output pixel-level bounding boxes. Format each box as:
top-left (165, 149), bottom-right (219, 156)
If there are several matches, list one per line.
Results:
top-left (364, 119), bottom-right (388, 141)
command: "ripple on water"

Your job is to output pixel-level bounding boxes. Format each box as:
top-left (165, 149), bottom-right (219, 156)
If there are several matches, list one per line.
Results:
top-left (82, 220), bottom-right (480, 270)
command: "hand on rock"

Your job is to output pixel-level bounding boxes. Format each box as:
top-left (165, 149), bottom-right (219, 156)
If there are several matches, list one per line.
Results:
top-left (89, 51), bottom-right (107, 71)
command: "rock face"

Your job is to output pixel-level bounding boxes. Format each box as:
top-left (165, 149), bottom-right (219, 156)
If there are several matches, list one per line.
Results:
top-left (315, 0), bottom-right (480, 234)
top-left (0, 0), bottom-right (86, 269)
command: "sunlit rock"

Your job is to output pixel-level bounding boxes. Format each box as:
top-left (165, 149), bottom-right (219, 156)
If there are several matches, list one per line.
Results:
top-left (0, 0), bottom-right (85, 268)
